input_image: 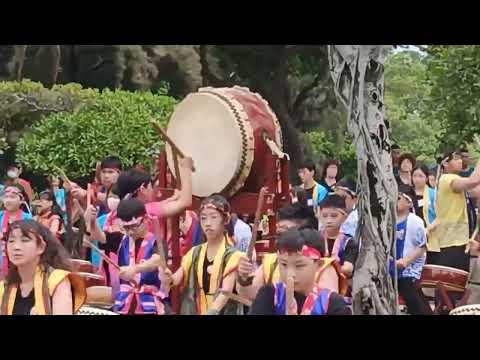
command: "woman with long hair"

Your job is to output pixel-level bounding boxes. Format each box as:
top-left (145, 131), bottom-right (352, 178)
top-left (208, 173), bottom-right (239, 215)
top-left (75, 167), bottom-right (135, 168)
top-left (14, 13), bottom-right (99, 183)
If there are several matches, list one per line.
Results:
top-left (319, 160), bottom-right (342, 193)
top-left (162, 194), bottom-right (243, 315)
top-left (0, 219), bottom-right (85, 315)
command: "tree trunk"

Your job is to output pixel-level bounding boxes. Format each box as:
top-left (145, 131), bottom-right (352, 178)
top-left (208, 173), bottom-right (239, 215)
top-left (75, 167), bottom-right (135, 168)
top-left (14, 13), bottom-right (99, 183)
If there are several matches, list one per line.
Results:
top-left (261, 51), bottom-right (305, 182)
top-left (329, 45), bottom-right (398, 315)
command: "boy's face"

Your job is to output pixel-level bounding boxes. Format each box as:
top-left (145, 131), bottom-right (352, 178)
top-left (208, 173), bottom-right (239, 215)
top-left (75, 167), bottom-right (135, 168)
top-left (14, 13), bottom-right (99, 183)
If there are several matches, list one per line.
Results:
top-left (319, 207), bottom-right (346, 232)
top-left (3, 192), bottom-right (21, 212)
top-left (278, 252), bottom-right (320, 294)
top-left (397, 194), bottom-right (411, 213)
top-left (138, 182), bottom-right (156, 203)
top-left (445, 153), bottom-right (463, 173)
top-left (101, 168), bottom-right (119, 188)
top-left (297, 168), bottom-right (314, 185)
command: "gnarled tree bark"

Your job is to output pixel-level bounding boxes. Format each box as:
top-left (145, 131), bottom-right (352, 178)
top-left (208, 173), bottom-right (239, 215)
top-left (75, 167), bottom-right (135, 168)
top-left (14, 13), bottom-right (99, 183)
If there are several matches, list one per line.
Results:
top-left (329, 45), bottom-right (398, 315)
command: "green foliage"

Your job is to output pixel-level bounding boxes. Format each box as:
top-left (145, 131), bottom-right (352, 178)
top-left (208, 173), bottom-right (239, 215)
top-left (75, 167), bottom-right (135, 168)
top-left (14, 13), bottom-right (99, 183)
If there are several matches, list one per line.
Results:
top-left (306, 130), bottom-right (357, 181)
top-left (0, 80), bottom-right (97, 153)
top-left (384, 51), bottom-right (441, 165)
top-left (16, 87), bottom-right (176, 179)
top-left (424, 45), bottom-right (480, 153)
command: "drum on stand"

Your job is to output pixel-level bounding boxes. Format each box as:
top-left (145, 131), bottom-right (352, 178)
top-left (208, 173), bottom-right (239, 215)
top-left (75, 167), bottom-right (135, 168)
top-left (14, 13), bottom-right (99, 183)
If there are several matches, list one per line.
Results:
top-left (420, 264), bottom-right (468, 292)
top-left (450, 304), bottom-right (480, 315)
top-left (165, 86), bottom-right (283, 198)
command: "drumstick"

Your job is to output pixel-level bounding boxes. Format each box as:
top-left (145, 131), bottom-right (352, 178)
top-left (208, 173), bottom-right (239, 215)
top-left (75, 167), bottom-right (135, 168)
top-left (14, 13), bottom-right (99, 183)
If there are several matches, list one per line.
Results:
top-left (218, 290), bottom-right (252, 307)
top-left (150, 119), bottom-right (196, 172)
top-left (83, 239), bottom-right (120, 271)
top-left (286, 276), bottom-right (295, 315)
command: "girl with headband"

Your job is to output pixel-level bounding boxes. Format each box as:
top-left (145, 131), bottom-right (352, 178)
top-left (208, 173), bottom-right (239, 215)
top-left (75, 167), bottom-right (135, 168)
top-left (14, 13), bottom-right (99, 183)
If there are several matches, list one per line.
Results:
top-left (0, 220), bottom-right (85, 315)
top-left (162, 194), bottom-right (243, 315)
top-left (0, 186), bottom-right (33, 275)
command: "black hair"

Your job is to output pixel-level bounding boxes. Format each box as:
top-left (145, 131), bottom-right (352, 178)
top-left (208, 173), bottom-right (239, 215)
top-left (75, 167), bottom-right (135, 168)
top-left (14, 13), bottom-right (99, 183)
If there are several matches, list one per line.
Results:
top-left (412, 164), bottom-right (431, 186)
top-left (101, 156), bottom-right (123, 171)
top-left (391, 144), bottom-right (400, 151)
top-left (398, 153), bottom-right (416, 169)
top-left (320, 159), bottom-right (342, 182)
top-left (319, 194), bottom-right (346, 210)
top-left (116, 198), bottom-right (147, 221)
top-left (277, 203), bottom-right (317, 230)
top-left (116, 169), bottom-right (151, 199)
top-left (298, 159), bottom-right (316, 173)
top-left (277, 228), bottom-right (325, 258)
top-left (334, 179), bottom-right (357, 198)
top-left (397, 184), bottom-right (417, 212)
top-left (459, 147), bottom-right (469, 153)
top-left (5, 220), bottom-right (72, 285)
top-left (38, 189), bottom-right (64, 220)
top-left (200, 194), bottom-right (231, 218)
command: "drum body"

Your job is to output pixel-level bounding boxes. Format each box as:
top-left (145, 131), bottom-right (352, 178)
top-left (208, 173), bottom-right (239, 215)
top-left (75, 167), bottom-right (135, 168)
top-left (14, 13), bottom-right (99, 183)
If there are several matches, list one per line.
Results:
top-left (70, 259), bottom-right (96, 274)
top-left (75, 272), bottom-right (106, 288)
top-left (450, 304), bottom-right (480, 315)
top-left (86, 286), bottom-right (114, 309)
top-left (420, 264), bottom-right (468, 292)
top-left (166, 86), bottom-right (283, 198)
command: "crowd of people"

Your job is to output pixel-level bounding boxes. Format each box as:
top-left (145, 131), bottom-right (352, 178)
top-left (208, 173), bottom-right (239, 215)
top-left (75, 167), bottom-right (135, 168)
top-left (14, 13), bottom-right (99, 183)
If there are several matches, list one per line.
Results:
top-left (0, 142), bottom-right (478, 316)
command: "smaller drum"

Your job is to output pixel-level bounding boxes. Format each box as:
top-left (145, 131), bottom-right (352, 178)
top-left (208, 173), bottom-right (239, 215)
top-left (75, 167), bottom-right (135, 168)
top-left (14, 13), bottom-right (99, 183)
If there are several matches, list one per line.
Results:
top-left (420, 265), bottom-right (468, 292)
top-left (86, 286), bottom-right (114, 309)
top-left (70, 259), bottom-right (97, 274)
top-left (76, 306), bottom-right (118, 315)
top-left (450, 304), bottom-right (480, 315)
top-left (75, 272), bottom-right (106, 288)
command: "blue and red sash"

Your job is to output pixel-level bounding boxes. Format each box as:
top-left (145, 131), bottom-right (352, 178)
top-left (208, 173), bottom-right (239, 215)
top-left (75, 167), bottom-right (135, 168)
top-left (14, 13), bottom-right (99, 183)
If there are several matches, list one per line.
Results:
top-left (113, 232), bottom-right (166, 315)
top-left (273, 282), bottom-right (332, 315)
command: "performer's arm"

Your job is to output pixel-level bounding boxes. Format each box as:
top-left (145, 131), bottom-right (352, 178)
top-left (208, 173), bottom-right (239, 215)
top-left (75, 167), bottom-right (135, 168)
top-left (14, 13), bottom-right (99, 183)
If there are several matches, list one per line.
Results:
top-left (132, 254), bottom-right (163, 273)
top-left (83, 205), bottom-right (106, 243)
top-left (397, 246), bottom-right (426, 269)
top-left (52, 278), bottom-right (74, 315)
top-left (161, 267), bottom-right (184, 288)
top-left (236, 255), bottom-right (265, 300)
top-left (159, 158), bottom-right (194, 218)
top-left (49, 218), bottom-right (61, 237)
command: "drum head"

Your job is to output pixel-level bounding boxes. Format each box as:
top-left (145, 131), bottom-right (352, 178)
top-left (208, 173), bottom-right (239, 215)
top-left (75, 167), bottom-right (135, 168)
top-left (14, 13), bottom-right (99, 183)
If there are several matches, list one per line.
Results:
top-left (166, 91), bottom-right (252, 198)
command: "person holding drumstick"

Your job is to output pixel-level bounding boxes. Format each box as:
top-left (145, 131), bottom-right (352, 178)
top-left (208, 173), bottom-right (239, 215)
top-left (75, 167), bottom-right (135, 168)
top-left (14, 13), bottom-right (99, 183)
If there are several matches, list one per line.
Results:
top-left (112, 198), bottom-right (169, 315)
top-left (394, 185), bottom-right (433, 315)
top-left (161, 195), bottom-right (243, 315)
top-left (249, 228), bottom-right (351, 315)
top-left (236, 203), bottom-right (343, 301)
top-left (0, 219), bottom-right (86, 315)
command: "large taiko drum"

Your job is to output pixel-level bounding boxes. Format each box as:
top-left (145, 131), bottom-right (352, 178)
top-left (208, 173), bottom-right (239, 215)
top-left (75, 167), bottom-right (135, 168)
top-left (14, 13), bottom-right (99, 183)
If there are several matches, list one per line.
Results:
top-left (420, 264), bottom-right (468, 292)
top-left (166, 86), bottom-right (283, 198)
top-left (85, 286), bottom-right (114, 309)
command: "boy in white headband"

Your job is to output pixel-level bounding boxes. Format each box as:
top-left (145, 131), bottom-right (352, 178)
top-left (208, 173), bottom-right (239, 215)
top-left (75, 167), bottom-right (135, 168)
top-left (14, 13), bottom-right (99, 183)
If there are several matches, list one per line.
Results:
top-left (395, 184), bottom-right (432, 315)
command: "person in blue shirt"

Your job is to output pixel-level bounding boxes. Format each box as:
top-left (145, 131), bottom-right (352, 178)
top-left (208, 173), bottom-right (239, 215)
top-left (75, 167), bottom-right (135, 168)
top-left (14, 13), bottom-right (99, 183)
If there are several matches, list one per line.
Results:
top-left (395, 184), bottom-right (433, 315)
